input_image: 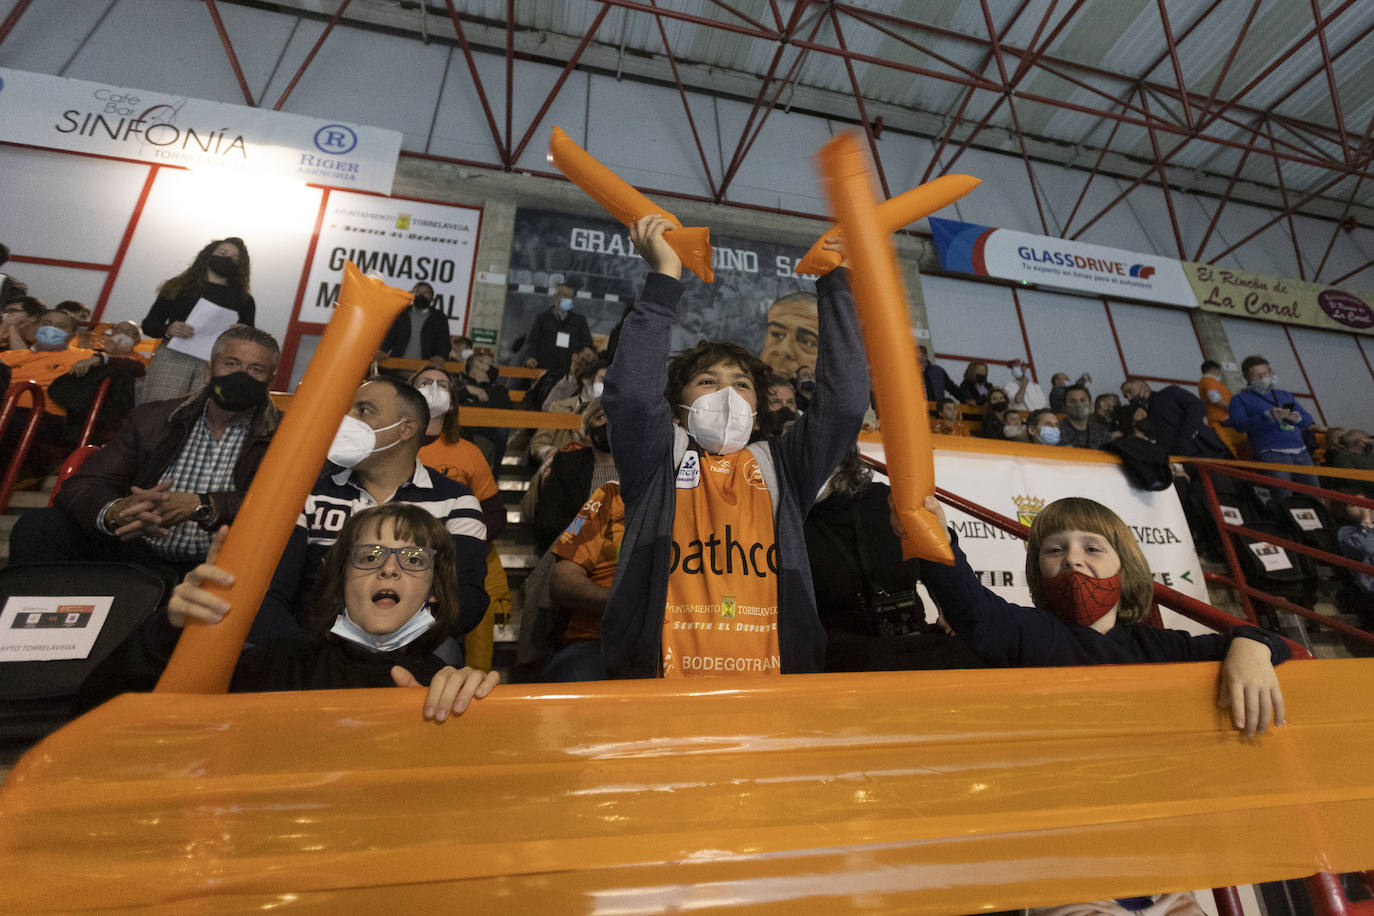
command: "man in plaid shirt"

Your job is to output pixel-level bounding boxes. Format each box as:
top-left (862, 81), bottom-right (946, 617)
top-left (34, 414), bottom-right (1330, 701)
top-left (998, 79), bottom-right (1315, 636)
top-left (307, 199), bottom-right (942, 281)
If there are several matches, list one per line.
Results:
top-left (13, 327), bottom-right (281, 583)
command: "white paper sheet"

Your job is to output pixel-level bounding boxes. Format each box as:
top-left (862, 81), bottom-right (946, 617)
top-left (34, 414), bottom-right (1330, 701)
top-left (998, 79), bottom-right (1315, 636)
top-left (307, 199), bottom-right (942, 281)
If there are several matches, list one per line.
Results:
top-left (165, 298), bottom-right (239, 362)
top-left (0, 595), bottom-right (114, 662)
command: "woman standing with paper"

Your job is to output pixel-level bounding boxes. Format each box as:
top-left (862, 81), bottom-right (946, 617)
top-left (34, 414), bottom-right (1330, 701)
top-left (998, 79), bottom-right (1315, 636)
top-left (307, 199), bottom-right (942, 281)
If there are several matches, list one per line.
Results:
top-left (140, 237), bottom-right (256, 402)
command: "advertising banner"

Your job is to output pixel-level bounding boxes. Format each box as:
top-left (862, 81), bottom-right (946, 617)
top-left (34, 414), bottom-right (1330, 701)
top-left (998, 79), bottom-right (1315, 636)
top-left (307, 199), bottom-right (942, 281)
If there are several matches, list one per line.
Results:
top-left (499, 208), bottom-right (818, 371)
top-left (1183, 261), bottom-right (1374, 336)
top-left (928, 216), bottom-right (1197, 307)
top-left (0, 68), bottom-right (401, 193)
top-left (299, 191), bottom-right (481, 331)
top-left (859, 440), bottom-right (1212, 635)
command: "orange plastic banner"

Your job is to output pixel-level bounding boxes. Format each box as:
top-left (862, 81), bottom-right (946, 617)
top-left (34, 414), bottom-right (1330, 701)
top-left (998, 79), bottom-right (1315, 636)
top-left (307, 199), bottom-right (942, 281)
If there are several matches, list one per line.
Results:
top-left (817, 133), bottom-right (953, 564)
top-left (549, 125), bottom-right (715, 283)
top-left (795, 173), bottom-right (981, 275)
top-left (155, 263), bottom-right (411, 693)
top-left (4, 662), bottom-right (1374, 911)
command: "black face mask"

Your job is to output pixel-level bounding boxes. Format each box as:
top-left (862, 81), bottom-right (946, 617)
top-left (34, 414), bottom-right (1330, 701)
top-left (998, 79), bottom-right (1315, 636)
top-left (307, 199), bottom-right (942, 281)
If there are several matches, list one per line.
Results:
top-left (412, 295), bottom-right (431, 309)
top-left (588, 423), bottom-right (611, 453)
top-left (770, 407), bottom-right (799, 430)
top-left (208, 255), bottom-right (238, 278)
top-left (208, 371), bottom-right (268, 412)
top-left (974, 373), bottom-right (988, 385)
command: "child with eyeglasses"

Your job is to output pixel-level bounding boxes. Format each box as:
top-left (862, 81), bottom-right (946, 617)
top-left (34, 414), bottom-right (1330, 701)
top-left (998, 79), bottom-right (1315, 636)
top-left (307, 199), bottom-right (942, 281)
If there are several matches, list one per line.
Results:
top-left (81, 503), bottom-right (498, 721)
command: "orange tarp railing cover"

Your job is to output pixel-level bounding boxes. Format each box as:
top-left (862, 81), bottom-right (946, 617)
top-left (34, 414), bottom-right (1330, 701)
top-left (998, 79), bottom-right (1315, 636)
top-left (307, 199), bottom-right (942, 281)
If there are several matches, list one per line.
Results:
top-left (4, 661), bottom-right (1374, 912)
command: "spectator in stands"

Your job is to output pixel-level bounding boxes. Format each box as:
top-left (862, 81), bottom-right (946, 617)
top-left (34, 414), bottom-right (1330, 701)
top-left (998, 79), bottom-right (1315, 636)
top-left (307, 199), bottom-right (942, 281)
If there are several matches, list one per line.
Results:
top-left (2, 296), bottom-right (45, 350)
top-left (973, 390), bottom-right (1012, 440)
top-left (546, 481), bottom-right (625, 681)
top-left (97, 321), bottom-right (148, 363)
top-left (1003, 358), bottom-right (1047, 411)
top-left (0, 241), bottom-right (25, 306)
top-left (411, 367), bottom-right (506, 540)
top-left (11, 326), bottom-right (280, 581)
top-left (1331, 429), bottom-right (1374, 497)
top-left (1228, 355), bottom-right (1318, 489)
top-left (54, 300), bottom-right (94, 348)
top-left (601, 216), bottom-right (867, 678)
top-left (530, 359), bottom-right (607, 465)
top-left (81, 505), bottom-right (499, 719)
top-left (254, 376), bottom-right (489, 649)
top-left (1323, 426), bottom-right (1346, 465)
top-left (1094, 392), bottom-right (1120, 426)
top-left (932, 398), bottom-right (970, 437)
top-left (141, 237), bottom-right (255, 403)
top-left (456, 350), bottom-right (512, 470)
top-left (1047, 372), bottom-right (1070, 413)
top-left (766, 372), bottom-right (799, 429)
top-left (805, 446), bottom-right (982, 672)
top-left (1336, 495), bottom-right (1374, 616)
top-left (529, 399), bottom-right (615, 553)
top-left (918, 346), bottom-right (957, 403)
top-left (1058, 384), bottom-right (1111, 449)
top-left (380, 282), bottom-right (449, 368)
top-left (793, 364), bottom-right (816, 412)
top-left (907, 495), bottom-right (1287, 735)
top-left (1198, 359), bottom-right (1232, 428)
top-left (540, 345), bottom-right (598, 410)
top-left (1120, 377), bottom-right (1229, 458)
top-left (0, 308), bottom-right (99, 475)
top-left (759, 290), bottom-right (820, 379)
top-left (518, 283), bottom-right (593, 379)
top-left (450, 334), bottom-right (474, 364)
top-left (955, 361), bottom-right (993, 404)
top-left (1025, 408), bottom-right (1060, 446)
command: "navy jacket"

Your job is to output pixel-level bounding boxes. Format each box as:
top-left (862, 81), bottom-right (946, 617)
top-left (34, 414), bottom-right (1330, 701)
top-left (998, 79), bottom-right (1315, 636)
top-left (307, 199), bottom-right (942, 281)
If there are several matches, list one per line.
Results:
top-left (1145, 385), bottom-right (1227, 457)
top-left (381, 306), bottom-right (451, 361)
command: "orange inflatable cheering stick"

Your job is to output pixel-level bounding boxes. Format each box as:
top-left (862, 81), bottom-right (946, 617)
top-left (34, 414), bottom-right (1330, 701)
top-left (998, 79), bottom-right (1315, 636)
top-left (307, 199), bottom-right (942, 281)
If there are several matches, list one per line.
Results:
top-left (155, 263), bottom-right (412, 693)
top-left (796, 174), bottom-right (980, 276)
top-left (817, 134), bottom-right (956, 565)
top-left (549, 126), bottom-right (714, 283)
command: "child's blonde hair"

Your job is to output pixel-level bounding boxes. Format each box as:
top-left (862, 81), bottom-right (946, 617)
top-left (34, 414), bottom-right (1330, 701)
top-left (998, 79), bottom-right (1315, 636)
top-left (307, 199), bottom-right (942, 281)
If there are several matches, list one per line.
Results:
top-left (1024, 497), bottom-right (1154, 623)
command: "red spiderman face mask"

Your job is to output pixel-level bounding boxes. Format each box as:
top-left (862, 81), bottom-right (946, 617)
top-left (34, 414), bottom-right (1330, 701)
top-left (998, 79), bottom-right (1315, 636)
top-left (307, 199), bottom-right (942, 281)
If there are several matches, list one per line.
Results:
top-left (1042, 569), bottom-right (1122, 627)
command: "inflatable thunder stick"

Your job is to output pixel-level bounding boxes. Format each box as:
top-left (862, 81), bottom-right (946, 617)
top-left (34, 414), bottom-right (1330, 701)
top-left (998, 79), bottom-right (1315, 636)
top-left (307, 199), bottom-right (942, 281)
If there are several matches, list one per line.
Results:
top-left (549, 126), bottom-right (714, 283)
top-left (156, 264), bottom-right (412, 693)
top-left (795, 174), bottom-right (980, 275)
top-left (817, 134), bottom-right (955, 565)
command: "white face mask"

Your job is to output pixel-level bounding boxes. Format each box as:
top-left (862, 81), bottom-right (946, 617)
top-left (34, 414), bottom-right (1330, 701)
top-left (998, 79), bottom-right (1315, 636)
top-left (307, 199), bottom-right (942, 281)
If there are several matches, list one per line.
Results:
top-left (328, 415), bottom-right (406, 468)
top-left (459, 348), bottom-right (474, 362)
top-left (1003, 423), bottom-right (1025, 439)
top-left (106, 333), bottom-right (137, 354)
top-left (682, 386), bottom-right (755, 454)
top-left (586, 380), bottom-right (604, 400)
top-left (418, 384), bottom-right (451, 418)
top-left (330, 605), bottom-right (436, 653)
top-left (1251, 374), bottom-right (1276, 392)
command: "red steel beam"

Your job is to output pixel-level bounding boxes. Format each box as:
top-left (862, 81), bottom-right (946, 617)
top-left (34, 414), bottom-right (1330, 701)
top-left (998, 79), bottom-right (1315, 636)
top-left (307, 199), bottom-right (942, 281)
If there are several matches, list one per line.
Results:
top-left (1331, 257), bottom-right (1374, 288)
top-left (1308, 0), bottom-right (1352, 166)
top-left (591, 0), bottom-right (774, 40)
top-left (1136, 87), bottom-right (1187, 258)
top-left (0, 0), bottom-right (32, 50)
top-left (836, 6), bottom-right (1005, 87)
top-left (442, 0), bottom-right (509, 167)
top-left (272, 0), bottom-right (353, 111)
top-left (1192, 119), bottom-right (1266, 261)
top-left (204, 0), bottom-right (256, 106)
top-left (649, 0), bottom-right (720, 199)
top-left (504, 0), bottom-right (514, 165)
top-left (1195, 0), bottom-right (1263, 130)
top-left (1060, 109), bottom-right (1127, 238)
top-left (1153, 0), bottom-right (1194, 131)
top-left (1207, 170), bottom-right (1350, 263)
top-left (1261, 119), bottom-right (1308, 280)
top-left (829, 6), bottom-right (891, 198)
top-left (700, 0), bottom-right (775, 36)
top-left (1283, 326), bottom-right (1326, 425)
top-left (508, 3), bottom-right (613, 164)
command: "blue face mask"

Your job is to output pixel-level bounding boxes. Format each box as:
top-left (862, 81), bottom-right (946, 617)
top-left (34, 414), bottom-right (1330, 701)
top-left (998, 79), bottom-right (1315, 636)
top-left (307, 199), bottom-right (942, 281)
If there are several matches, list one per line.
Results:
top-left (1037, 425), bottom-right (1062, 446)
top-left (558, 297), bottom-right (574, 312)
top-left (34, 326), bottom-right (69, 350)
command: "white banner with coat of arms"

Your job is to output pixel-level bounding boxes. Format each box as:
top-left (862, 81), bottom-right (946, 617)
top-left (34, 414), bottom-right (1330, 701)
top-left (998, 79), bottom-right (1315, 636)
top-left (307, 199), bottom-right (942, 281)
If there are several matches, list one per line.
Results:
top-left (859, 443), bottom-right (1213, 636)
top-left (299, 190), bottom-right (481, 331)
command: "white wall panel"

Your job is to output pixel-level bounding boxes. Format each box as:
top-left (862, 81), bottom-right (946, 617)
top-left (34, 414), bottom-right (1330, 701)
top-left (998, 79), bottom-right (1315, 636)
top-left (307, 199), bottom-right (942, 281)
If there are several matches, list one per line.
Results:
top-left (58, 0), bottom-right (250, 105)
top-left (582, 73), bottom-right (718, 198)
top-left (0, 0), bottom-right (113, 75)
top-left (99, 169), bottom-right (323, 345)
top-left (1015, 287), bottom-right (1125, 401)
top-left (921, 275), bottom-right (1027, 393)
top-left (1205, 202), bottom-right (1305, 277)
top-left (1287, 327), bottom-right (1374, 430)
top-left (264, 22), bottom-right (448, 154)
top-left (943, 147), bottom-right (1055, 237)
top-left (1108, 301), bottom-right (1203, 382)
top-left (0, 145), bottom-right (149, 264)
top-left (506, 57), bottom-right (587, 175)
top-left (1291, 215), bottom-right (1369, 286)
top-left (6, 264), bottom-right (107, 311)
top-left (429, 51), bottom-right (515, 166)
top-left (716, 97), bottom-right (834, 215)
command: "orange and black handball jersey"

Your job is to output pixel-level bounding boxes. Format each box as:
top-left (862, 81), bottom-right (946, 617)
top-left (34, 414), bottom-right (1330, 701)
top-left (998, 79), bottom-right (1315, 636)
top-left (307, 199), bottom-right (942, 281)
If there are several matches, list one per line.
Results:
top-left (662, 449), bottom-right (780, 678)
top-left (552, 482), bottom-right (625, 644)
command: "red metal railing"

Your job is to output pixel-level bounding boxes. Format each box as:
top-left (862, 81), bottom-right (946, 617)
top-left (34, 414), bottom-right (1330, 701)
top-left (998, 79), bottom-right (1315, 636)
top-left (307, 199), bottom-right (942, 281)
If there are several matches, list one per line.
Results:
top-left (75, 376), bottom-right (113, 449)
top-left (0, 381), bottom-right (45, 515)
top-left (1187, 460), bottom-right (1374, 650)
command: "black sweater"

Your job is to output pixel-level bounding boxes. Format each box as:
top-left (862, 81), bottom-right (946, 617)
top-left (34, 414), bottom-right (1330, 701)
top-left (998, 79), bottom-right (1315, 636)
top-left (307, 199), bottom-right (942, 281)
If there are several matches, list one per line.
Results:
top-left (918, 533), bottom-right (1291, 668)
top-left (142, 283), bottom-right (256, 340)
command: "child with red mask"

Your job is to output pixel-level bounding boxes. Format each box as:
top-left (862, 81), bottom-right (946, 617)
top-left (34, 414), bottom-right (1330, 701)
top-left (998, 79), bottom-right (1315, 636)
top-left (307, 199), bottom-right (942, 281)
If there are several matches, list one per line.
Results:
top-left (908, 495), bottom-right (1287, 738)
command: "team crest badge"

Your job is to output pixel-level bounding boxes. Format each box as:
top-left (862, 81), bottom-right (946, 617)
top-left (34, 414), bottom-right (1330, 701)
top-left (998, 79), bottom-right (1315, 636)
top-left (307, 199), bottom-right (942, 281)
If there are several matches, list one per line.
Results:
top-left (1013, 494), bottom-right (1045, 527)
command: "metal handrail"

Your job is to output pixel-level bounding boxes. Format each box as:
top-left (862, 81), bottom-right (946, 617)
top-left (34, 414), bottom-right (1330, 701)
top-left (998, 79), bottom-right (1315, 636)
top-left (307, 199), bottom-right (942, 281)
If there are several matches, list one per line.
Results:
top-left (0, 381), bottom-right (46, 515)
top-left (75, 376), bottom-right (113, 449)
